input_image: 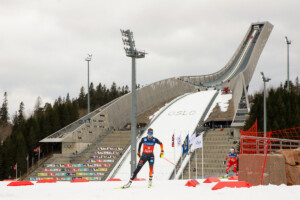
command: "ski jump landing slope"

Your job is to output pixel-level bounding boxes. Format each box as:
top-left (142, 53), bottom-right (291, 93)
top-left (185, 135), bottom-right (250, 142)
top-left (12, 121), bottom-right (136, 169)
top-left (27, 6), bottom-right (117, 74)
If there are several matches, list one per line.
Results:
top-left (113, 90), bottom-right (218, 180)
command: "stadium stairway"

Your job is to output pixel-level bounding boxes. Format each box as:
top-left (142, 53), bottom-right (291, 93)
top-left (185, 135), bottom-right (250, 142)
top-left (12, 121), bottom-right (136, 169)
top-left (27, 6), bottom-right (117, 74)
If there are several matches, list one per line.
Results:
top-left (182, 128), bottom-right (239, 179)
top-left (26, 130), bottom-right (131, 181)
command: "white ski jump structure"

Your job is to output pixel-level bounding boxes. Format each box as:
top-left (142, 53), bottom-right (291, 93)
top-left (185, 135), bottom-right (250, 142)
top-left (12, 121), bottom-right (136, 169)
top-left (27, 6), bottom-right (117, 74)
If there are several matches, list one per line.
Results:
top-left (39, 22), bottom-right (273, 181)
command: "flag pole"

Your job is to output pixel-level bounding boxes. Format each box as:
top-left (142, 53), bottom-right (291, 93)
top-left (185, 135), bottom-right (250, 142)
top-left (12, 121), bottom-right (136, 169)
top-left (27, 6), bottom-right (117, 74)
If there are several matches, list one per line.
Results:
top-left (189, 150), bottom-right (191, 180)
top-left (202, 141), bottom-right (204, 179)
top-left (27, 154), bottom-right (29, 175)
top-left (195, 148), bottom-right (197, 179)
top-left (38, 147), bottom-right (40, 167)
top-left (32, 156), bottom-right (34, 173)
top-left (16, 163), bottom-right (17, 181)
top-left (181, 147), bottom-right (183, 180)
top-left (174, 131), bottom-right (176, 179)
top-left (188, 131), bottom-right (190, 180)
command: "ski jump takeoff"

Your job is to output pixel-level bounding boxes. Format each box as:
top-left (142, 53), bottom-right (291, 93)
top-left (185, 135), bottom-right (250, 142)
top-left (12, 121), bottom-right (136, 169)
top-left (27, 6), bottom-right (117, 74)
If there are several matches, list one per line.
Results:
top-left (122, 128), bottom-right (164, 189)
top-left (223, 147), bottom-right (239, 176)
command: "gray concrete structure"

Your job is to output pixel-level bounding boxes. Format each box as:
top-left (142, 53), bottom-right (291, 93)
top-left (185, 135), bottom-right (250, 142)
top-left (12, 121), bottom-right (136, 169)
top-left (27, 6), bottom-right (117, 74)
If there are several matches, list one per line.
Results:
top-left (179, 22), bottom-right (273, 88)
top-left (179, 22), bottom-right (273, 128)
top-left (40, 22), bottom-right (273, 160)
top-left (41, 78), bottom-right (199, 155)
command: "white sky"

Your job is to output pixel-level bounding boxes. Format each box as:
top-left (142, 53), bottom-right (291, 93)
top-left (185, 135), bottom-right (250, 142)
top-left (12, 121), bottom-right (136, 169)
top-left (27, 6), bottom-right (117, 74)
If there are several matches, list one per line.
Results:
top-left (0, 0), bottom-right (299, 118)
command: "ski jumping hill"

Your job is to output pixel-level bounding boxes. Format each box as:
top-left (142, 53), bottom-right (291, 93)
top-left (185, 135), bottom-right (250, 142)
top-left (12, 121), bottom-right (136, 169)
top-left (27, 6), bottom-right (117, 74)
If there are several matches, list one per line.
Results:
top-left (29, 22), bottom-right (273, 181)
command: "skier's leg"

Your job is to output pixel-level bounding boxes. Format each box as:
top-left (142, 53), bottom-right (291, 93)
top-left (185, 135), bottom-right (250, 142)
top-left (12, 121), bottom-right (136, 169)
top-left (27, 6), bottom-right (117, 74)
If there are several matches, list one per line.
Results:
top-left (233, 162), bottom-right (238, 174)
top-left (149, 155), bottom-right (155, 178)
top-left (225, 161), bottom-right (232, 173)
top-left (130, 155), bottom-right (146, 181)
top-left (148, 155), bottom-right (154, 187)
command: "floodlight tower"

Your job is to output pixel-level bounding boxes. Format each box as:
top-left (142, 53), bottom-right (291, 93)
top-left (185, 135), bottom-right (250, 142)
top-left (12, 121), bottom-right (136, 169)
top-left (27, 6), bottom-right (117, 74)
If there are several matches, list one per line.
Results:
top-left (120, 29), bottom-right (146, 174)
top-left (85, 54), bottom-right (92, 114)
top-left (285, 36), bottom-right (291, 91)
top-left (260, 72), bottom-right (271, 139)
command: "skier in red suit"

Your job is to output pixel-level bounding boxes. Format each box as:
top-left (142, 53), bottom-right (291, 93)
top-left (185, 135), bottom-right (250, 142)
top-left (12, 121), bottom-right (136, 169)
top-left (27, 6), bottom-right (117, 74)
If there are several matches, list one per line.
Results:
top-left (223, 147), bottom-right (238, 176)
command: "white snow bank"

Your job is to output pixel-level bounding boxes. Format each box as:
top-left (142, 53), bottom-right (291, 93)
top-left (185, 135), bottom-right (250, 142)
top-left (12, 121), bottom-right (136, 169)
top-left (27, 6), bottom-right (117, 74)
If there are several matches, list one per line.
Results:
top-left (0, 180), bottom-right (299, 200)
top-left (204, 93), bottom-right (232, 121)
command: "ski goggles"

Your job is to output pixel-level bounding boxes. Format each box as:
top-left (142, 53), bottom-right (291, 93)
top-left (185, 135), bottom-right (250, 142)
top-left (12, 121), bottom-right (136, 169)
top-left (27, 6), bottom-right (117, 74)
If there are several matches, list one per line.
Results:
top-left (147, 129), bottom-right (153, 135)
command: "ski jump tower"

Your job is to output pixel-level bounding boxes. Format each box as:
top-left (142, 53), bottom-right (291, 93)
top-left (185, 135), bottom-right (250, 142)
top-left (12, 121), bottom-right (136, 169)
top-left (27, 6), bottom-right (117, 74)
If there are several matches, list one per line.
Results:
top-left (40, 22), bottom-right (273, 159)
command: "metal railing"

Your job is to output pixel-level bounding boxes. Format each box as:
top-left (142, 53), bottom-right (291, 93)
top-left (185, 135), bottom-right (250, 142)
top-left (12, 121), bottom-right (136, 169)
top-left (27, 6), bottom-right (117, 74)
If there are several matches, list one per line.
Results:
top-left (240, 135), bottom-right (300, 154)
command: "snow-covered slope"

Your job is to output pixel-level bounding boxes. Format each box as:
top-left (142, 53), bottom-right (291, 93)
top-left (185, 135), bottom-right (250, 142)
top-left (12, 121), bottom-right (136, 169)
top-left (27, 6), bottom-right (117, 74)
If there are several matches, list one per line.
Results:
top-left (204, 92), bottom-right (232, 121)
top-left (114, 91), bottom-right (217, 180)
top-left (1, 180), bottom-right (299, 200)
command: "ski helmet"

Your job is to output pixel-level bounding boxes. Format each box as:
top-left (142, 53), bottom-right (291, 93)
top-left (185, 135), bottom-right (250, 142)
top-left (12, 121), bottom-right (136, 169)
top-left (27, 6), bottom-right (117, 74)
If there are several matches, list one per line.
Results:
top-left (147, 128), bottom-right (153, 135)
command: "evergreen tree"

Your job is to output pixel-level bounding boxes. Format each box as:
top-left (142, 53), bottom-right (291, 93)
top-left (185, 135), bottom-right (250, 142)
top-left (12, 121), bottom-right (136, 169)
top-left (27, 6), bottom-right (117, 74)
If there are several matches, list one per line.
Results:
top-left (89, 82), bottom-right (96, 110)
top-left (0, 92), bottom-right (9, 126)
top-left (110, 82), bottom-right (118, 101)
top-left (2, 137), bottom-right (15, 179)
top-left (96, 83), bottom-right (104, 107)
top-left (15, 130), bottom-right (27, 176)
top-left (0, 144), bottom-right (4, 179)
top-left (69, 101), bottom-right (79, 122)
top-left (17, 102), bottom-right (25, 126)
top-left (244, 81), bottom-right (300, 132)
top-left (34, 96), bottom-right (43, 118)
top-left (78, 86), bottom-right (86, 109)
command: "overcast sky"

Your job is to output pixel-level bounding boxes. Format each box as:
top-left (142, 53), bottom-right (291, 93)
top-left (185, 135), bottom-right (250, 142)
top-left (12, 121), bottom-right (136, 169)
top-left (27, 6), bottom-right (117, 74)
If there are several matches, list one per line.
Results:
top-left (0, 0), bottom-right (299, 118)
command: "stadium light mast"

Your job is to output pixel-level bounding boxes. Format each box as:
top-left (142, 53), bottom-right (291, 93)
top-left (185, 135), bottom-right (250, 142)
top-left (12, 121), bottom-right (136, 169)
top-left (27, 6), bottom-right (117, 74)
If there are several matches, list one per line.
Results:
top-left (85, 54), bottom-right (92, 114)
top-left (285, 36), bottom-right (291, 91)
top-left (260, 72), bottom-right (271, 139)
top-left (121, 29), bottom-right (146, 174)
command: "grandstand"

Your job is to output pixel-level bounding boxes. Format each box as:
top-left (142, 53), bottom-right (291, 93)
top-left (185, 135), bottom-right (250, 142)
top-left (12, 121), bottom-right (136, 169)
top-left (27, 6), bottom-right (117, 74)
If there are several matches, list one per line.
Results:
top-left (27, 22), bottom-right (274, 181)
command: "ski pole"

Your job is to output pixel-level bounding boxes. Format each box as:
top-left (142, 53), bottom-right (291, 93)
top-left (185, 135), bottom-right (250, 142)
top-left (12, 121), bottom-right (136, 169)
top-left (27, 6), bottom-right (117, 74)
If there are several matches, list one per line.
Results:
top-left (163, 157), bottom-right (178, 167)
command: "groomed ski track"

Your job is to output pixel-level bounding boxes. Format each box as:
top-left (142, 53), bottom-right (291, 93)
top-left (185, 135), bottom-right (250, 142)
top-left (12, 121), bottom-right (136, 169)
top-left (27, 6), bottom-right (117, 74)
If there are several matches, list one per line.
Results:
top-left (113, 90), bottom-right (220, 180)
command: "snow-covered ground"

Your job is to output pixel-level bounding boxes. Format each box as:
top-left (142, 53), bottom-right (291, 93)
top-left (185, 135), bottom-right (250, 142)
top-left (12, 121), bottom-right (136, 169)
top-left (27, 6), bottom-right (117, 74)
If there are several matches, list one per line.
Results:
top-left (204, 92), bottom-right (232, 121)
top-left (1, 180), bottom-right (299, 200)
top-left (114, 91), bottom-right (217, 180)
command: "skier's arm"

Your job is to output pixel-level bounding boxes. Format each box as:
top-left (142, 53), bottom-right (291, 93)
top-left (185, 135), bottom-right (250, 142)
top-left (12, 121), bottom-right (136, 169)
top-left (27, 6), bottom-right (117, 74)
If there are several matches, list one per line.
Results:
top-left (156, 139), bottom-right (164, 158)
top-left (137, 139), bottom-right (143, 157)
top-left (223, 153), bottom-right (229, 165)
top-left (155, 138), bottom-right (163, 151)
top-left (225, 153), bottom-right (229, 161)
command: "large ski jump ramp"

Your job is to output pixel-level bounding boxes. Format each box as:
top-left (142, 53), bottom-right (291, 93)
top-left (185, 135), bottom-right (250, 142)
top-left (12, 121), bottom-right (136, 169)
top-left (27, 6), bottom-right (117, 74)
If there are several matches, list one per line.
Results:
top-left (38, 22), bottom-right (272, 182)
top-left (112, 90), bottom-right (219, 180)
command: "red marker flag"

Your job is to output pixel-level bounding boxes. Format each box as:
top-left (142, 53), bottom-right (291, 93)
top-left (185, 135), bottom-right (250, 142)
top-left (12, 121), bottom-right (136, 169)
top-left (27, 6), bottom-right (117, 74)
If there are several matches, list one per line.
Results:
top-left (34, 147), bottom-right (40, 153)
top-left (13, 163), bottom-right (17, 171)
top-left (172, 134), bottom-right (174, 147)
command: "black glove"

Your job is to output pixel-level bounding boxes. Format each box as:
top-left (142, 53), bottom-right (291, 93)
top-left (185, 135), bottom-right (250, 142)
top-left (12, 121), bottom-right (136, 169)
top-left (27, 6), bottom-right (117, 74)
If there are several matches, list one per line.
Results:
top-left (223, 161), bottom-right (226, 165)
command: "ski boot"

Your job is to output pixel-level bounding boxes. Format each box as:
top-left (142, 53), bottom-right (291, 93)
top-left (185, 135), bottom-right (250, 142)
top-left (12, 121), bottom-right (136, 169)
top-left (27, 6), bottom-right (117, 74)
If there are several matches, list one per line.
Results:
top-left (121, 180), bottom-right (132, 189)
top-left (148, 177), bottom-right (152, 188)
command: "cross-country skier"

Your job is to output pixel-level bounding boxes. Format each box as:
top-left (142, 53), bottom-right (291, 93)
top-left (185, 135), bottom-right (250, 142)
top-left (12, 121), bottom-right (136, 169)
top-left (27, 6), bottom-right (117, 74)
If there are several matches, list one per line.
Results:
top-left (223, 147), bottom-right (238, 176)
top-left (122, 128), bottom-right (164, 188)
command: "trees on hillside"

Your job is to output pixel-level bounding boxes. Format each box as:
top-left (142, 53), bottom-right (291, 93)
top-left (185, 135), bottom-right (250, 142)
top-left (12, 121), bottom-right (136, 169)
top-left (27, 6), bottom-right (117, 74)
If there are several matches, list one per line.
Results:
top-left (0, 92), bottom-right (9, 126)
top-left (0, 81), bottom-right (129, 180)
top-left (244, 80), bottom-right (300, 131)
